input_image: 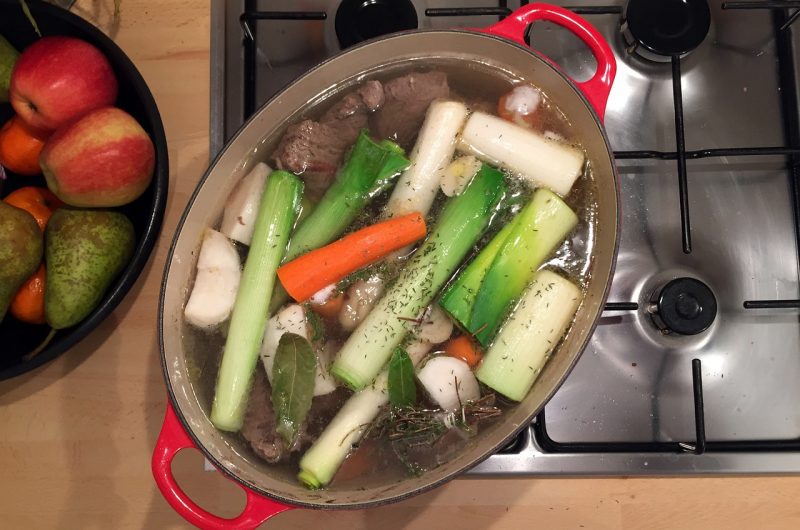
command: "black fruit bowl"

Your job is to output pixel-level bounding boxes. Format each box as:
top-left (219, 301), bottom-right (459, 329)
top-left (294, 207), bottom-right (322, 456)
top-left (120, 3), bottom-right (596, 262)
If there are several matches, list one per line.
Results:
top-left (0, 0), bottom-right (168, 379)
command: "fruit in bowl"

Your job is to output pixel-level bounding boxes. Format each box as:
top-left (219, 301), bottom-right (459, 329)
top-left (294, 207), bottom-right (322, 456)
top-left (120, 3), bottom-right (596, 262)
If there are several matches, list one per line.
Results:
top-left (41, 106), bottom-right (155, 207)
top-left (0, 0), bottom-right (167, 380)
top-left (9, 35), bottom-right (118, 133)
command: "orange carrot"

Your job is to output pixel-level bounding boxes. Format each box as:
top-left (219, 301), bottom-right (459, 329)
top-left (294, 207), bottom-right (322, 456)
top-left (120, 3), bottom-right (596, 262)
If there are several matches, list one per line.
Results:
top-left (443, 335), bottom-right (483, 368)
top-left (278, 212), bottom-right (427, 302)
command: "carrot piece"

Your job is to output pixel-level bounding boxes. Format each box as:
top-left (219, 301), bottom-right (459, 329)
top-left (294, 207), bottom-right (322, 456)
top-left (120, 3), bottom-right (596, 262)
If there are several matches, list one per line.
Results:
top-left (310, 292), bottom-right (345, 320)
top-left (278, 212), bottom-right (427, 302)
top-left (443, 335), bottom-right (483, 368)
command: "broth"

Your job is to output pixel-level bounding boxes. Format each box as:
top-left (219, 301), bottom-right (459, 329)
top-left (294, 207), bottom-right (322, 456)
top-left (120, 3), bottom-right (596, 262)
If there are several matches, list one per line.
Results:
top-left (182, 58), bottom-right (597, 488)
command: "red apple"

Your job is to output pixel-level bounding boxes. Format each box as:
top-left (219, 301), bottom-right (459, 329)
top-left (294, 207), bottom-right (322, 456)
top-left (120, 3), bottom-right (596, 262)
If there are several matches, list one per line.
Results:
top-left (10, 36), bottom-right (118, 133)
top-left (40, 107), bottom-right (155, 207)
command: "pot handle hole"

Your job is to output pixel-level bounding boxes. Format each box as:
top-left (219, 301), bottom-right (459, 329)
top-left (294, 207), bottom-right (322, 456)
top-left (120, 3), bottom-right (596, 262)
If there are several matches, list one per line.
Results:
top-left (479, 3), bottom-right (617, 122)
top-left (152, 401), bottom-right (293, 530)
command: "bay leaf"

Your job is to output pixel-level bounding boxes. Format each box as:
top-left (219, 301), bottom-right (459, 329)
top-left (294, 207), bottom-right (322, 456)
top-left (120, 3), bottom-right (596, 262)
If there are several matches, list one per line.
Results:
top-left (388, 347), bottom-right (416, 408)
top-left (270, 332), bottom-right (316, 446)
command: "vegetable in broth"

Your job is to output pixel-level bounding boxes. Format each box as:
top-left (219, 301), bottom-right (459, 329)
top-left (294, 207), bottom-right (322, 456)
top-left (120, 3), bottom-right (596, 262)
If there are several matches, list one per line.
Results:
top-left (183, 67), bottom-right (595, 490)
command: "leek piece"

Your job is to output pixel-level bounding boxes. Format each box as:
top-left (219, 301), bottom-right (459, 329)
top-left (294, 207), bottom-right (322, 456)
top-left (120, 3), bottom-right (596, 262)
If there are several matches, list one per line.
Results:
top-left (439, 214), bottom-right (519, 329)
top-left (384, 100), bottom-right (468, 218)
top-left (284, 131), bottom-right (409, 262)
top-left (458, 111), bottom-right (585, 196)
top-left (470, 188), bottom-right (577, 345)
top-left (476, 270), bottom-right (581, 401)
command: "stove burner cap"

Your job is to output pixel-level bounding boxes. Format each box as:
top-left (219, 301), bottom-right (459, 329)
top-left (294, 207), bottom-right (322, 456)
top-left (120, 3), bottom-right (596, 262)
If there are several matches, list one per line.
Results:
top-left (652, 277), bottom-right (717, 335)
top-left (336, 0), bottom-right (418, 49)
top-left (623, 0), bottom-right (711, 59)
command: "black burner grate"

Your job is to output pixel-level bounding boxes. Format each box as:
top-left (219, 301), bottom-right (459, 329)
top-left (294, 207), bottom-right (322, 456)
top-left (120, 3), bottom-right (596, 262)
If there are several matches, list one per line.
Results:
top-left (239, 1), bottom-right (327, 117)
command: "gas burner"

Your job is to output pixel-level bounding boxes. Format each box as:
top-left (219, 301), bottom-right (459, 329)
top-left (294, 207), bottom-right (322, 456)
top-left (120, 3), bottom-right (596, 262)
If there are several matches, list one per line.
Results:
top-left (621, 0), bottom-right (711, 63)
top-left (335, 0), bottom-right (419, 49)
top-left (649, 277), bottom-right (717, 336)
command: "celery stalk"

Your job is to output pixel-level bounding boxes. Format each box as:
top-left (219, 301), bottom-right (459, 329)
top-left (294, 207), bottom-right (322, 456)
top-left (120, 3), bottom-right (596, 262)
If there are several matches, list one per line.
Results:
top-left (210, 171), bottom-right (303, 432)
top-left (330, 164), bottom-right (506, 391)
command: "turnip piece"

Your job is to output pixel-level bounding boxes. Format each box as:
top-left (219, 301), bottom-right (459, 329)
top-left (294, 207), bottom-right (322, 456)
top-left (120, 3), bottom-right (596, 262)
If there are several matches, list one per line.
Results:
top-left (261, 304), bottom-right (337, 397)
top-left (457, 111), bottom-right (585, 196)
top-left (184, 229), bottom-right (241, 329)
top-left (413, 305), bottom-right (454, 345)
top-left (440, 155), bottom-right (481, 197)
top-left (261, 305), bottom-right (308, 380)
top-left (385, 100), bottom-right (469, 218)
top-left (220, 162), bottom-right (271, 245)
top-left (313, 341), bottom-right (339, 396)
top-left (416, 356), bottom-right (480, 411)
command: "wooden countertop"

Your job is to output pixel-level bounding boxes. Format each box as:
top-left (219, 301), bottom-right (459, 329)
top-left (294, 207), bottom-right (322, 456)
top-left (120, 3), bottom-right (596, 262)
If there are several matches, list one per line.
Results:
top-left (2, 1), bottom-right (800, 528)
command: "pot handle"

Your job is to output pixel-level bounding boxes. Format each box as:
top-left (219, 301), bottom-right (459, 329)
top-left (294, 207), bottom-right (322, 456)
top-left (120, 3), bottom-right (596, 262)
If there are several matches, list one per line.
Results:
top-left (152, 401), bottom-right (294, 530)
top-left (479, 3), bottom-right (616, 121)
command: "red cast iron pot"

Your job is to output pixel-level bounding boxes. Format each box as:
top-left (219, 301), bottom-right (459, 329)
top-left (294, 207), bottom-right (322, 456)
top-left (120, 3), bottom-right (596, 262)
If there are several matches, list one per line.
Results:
top-left (153, 4), bottom-right (619, 529)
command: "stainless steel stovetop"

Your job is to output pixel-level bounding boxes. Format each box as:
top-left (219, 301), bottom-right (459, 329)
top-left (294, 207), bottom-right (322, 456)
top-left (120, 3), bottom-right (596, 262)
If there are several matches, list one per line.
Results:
top-left (210, 0), bottom-right (800, 475)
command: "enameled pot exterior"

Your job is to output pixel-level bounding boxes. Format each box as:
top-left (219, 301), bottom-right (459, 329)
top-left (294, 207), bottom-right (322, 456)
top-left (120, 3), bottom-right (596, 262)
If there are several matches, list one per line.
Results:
top-left (154, 4), bottom-right (619, 528)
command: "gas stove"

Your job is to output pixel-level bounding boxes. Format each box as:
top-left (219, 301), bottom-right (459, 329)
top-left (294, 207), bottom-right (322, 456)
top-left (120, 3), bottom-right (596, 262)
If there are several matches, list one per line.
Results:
top-left (210, 0), bottom-right (800, 475)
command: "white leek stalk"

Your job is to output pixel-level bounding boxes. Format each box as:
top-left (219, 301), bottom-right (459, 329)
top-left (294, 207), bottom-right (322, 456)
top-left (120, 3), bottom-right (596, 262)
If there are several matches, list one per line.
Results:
top-left (385, 100), bottom-right (469, 218)
top-left (458, 111), bottom-right (585, 196)
top-left (476, 270), bottom-right (582, 401)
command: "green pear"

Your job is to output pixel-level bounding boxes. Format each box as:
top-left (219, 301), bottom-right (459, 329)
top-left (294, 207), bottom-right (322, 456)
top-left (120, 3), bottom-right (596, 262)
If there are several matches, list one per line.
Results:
top-left (45, 209), bottom-right (135, 329)
top-left (0, 201), bottom-right (43, 322)
top-left (0, 34), bottom-right (19, 103)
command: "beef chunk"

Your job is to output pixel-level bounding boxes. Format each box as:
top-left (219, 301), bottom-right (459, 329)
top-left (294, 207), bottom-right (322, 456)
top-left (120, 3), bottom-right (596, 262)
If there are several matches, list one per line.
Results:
top-left (372, 71), bottom-right (450, 150)
top-left (241, 367), bottom-right (289, 463)
top-left (271, 72), bottom-right (449, 199)
top-left (320, 93), bottom-right (370, 145)
top-left (358, 80), bottom-right (385, 111)
top-left (272, 80), bottom-right (385, 200)
top-left (271, 120), bottom-right (351, 200)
